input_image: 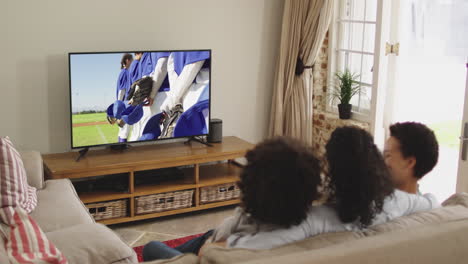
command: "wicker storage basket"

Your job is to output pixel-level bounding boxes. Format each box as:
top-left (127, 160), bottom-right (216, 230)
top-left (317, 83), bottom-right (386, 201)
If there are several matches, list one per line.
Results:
top-left (135, 189), bottom-right (194, 215)
top-left (200, 182), bottom-right (240, 204)
top-left (86, 199), bottom-right (128, 220)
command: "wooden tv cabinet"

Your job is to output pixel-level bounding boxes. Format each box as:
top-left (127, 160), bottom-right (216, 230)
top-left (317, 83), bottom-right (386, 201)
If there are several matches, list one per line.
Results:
top-left (42, 136), bottom-right (253, 225)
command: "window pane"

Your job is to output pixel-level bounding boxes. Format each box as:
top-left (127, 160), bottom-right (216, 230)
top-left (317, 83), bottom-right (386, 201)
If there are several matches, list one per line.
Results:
top-left (343, 52), bottom-right (362, 75)
top-left (339, 22), bottom-right (351, 50)
top-left (349, 91), bottom-right (360, 107)
top-left (338, 22), bottom-right (368, 52)
top-left (365, 0), bottom-right (377, 22)
top-left (350, 86), bottom-right (371, 112)
top-left (360, 54), bottom-right (374, 84)
top-left (363, 24), bottom-right (376, 53)
top-left (331, 0), bottom-right (376, 116)
top-left (350, 0), bottom-right (366, 20)
top-left (360, 86), bottom-right (371, 110)
top-left (336, 50), bottom-right (346, 73)
top-left (351, 23), bottom-right (364, 51)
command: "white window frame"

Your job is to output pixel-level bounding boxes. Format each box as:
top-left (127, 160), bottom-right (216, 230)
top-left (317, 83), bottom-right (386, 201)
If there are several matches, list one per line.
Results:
top-left (326, 0), bottom-right (379, 123)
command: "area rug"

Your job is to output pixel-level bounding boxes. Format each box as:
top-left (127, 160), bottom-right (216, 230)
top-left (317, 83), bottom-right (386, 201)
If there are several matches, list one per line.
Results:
top-left (133, 233), bottom-right (203, 262)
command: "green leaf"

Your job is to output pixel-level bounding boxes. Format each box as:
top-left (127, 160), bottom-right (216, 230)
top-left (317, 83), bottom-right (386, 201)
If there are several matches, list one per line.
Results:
top-left (329, 68), bottom-right (362, 105)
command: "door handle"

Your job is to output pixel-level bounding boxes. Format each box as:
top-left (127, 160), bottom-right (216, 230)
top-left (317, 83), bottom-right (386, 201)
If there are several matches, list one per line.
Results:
top-left (461, 123), bottom-right (468, 161)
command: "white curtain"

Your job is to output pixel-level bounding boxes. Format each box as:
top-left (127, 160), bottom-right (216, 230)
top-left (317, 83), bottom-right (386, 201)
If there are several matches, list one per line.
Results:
top-left (269, 0), bottom-right (334, 144)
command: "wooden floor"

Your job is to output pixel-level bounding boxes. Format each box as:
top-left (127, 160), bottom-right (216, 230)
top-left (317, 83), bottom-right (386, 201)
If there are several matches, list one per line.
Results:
top-left (110, 205), bottom-right (236, 247)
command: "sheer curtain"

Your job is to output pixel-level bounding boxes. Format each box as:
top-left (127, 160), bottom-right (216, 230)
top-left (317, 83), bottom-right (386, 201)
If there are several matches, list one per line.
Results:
top-left (269, 0), bottom-right (334, 144)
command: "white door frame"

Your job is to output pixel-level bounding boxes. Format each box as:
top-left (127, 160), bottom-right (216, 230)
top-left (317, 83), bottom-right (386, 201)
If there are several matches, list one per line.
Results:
top-left (456, 62), bottom-right (468, 193)
top-left (370, 0), bottom-right (392, 148)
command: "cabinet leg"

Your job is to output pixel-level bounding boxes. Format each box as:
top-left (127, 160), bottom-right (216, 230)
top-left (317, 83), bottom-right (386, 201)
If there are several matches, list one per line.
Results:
top-left (129, 172), bottom-right (135, 217)
top-left (195, 164), bottom-right (200, 206)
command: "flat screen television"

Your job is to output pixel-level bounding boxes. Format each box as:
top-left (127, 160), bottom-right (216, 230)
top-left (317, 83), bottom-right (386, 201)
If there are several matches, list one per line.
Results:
top-left (68, 50), bottom-right (211, 149)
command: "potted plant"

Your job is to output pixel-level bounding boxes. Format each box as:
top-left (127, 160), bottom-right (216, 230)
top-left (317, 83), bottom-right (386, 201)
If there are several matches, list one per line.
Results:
top-left (330, 69), bottom-right (361, 119)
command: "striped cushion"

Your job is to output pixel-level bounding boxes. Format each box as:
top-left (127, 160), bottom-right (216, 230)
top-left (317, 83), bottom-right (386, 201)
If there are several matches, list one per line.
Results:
top-left (0, 137), bottom-right (37, 213)
top-left (0, 207), bottom-right (68, 264)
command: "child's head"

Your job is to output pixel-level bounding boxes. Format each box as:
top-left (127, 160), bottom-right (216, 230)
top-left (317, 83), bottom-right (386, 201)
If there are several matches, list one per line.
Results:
top-left (121, 53), bottom-right (133, 69)
top-left (384, 122), bottom-right (439, 189)
top-left (238, 137), bottom-right (321, 228)
top-left (325, 126), bottom-right (394, 227)
top-left (134, 52), bottom-right (143, 61)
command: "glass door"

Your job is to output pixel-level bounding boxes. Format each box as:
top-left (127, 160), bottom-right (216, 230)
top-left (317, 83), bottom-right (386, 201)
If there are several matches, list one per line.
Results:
top-left (384, 0), bottom-right (468, 201)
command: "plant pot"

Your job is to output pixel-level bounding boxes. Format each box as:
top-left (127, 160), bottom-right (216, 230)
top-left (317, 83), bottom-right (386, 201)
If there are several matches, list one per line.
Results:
top-left (338, 104), bottom-right (352, 119)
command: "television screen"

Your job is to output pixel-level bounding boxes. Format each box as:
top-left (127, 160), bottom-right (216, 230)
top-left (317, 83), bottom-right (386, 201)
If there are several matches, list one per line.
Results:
top-left (69, 50), bottom-right (211, 149)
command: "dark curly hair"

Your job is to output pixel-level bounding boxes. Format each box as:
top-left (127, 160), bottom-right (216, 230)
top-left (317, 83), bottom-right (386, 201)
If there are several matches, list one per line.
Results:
top-left (238, 137), bottom-right (322, 228)
top-left (389, 122), bottom-right (439, 179)
top-left (325, 126), bottom-right (394, 227)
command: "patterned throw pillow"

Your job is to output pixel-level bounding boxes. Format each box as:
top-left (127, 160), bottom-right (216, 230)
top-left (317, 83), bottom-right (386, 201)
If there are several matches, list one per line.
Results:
top-left (0, 137), bottom-right (37, 213)
top-left (0, 207), bottom-right (68, 264)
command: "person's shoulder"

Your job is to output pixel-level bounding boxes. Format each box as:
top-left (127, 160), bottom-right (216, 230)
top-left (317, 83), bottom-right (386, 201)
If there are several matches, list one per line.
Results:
top-left (421, 192), bottom-right (440, 208)
top-left (391, 189), bottom-right (405, 199)
top-left (393, 189), bottom-right (439, 204)
top-left (304, 204), bottom-right (352, 233)
top-left (309, 204), bottom-right (336, 214)
top-left (306, 204), bottom-right (340, 223)
top-left (389, 189), bottom-right (423, 201)
top-left (389, 189), bottom-right (440, 211)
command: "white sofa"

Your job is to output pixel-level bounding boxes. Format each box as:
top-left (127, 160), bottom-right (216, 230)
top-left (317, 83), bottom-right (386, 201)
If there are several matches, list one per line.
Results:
top-left (0, 151), bottom-right (138, 264)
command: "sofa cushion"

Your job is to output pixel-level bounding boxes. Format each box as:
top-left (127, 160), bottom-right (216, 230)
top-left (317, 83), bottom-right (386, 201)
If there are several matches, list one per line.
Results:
top-left (238, 220), bottom-right (468, 264)
top-left (19, 150), bottom-right (45, 190)
top-left (30, 179), bottom-right (94, 232)
top-left (0, 238), bottom-right (8, 264)
top-left (113, 259), bottom-right (142, 264)
top-left (142, 254), bottom-right (199, 264)
top-left (201, 231), bottom-right (363, 264)
top-left (442, 192), bottom-right (468, 207)
top-left (364, 192), bottom-right (468, 235)
top-left (365, 205), bottom-right (468, 235)
top-left (46, 223), bottom-right (137, 264)
top-left (0, 136), bottom-right (37, 213)
top-left (0, 206), bottom-right (67, 264)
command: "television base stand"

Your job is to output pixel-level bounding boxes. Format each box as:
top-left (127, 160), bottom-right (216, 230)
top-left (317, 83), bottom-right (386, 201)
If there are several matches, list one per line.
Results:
top-left (75, 147), bottom-right (89, 162)
top-left (184, 136), bottom-right (213, 147)
top-left (110, 144), bottom-right (130, 151)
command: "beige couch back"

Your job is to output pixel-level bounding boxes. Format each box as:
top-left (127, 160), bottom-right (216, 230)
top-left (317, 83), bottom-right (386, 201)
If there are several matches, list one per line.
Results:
top-left (200, 231), bottom-right (363, 264)
top-left (239, 219), bottom-right (468, 264)
top-left (201, 193), bottom-right (468, 264)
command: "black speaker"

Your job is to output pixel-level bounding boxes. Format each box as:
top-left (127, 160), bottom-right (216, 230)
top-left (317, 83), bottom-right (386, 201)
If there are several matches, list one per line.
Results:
top-left (208, 118), bottom-right (222, 143)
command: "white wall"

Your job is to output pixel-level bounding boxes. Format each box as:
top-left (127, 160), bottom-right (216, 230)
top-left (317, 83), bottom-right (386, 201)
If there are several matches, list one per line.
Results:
top-left (0, 0), bottom-right (284, 153)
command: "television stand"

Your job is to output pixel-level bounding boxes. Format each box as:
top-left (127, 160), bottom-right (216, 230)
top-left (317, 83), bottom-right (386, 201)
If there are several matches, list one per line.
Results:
top-left (42, 136), bottom-right (253, 225)
top-left (75, 147), bottom-right (89, 162)
top-left (185, 136), bottom-right (213, 147)
top-left (110, 144), bottom-right (130, 151)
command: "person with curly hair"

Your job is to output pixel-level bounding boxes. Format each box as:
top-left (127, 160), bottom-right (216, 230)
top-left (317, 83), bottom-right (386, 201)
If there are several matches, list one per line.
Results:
top-left (225, 126), bottom-right (439, 250)
top-left (324, 125), bottom-right (394, 226)
top-left (325, 126), bottom-right (438, 227)
top-left (384, 122), bottom-right (439, 195)
top-left (142, 137), bottom-right (322, 261)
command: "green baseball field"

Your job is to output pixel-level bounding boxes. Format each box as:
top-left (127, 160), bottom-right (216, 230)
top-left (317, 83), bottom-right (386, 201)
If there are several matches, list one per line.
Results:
top-left (72, 112), bottom-right (127, 147)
